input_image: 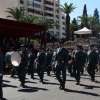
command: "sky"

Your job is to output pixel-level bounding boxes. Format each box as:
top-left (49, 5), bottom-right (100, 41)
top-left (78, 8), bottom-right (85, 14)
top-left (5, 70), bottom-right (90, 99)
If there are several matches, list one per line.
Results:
top-left (60, 0), bottom-right (100, 21)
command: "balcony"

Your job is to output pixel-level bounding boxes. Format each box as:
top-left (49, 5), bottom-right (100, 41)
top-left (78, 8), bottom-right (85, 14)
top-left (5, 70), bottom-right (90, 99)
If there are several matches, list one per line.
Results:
top-left (44, 4), bottom-right (53, 8)
top-left (44, 10), bottom-right (53, 14)
top-left (45, 16), bottom-right (54, 19)
top-left (34, 13), bottom-right (43, 17)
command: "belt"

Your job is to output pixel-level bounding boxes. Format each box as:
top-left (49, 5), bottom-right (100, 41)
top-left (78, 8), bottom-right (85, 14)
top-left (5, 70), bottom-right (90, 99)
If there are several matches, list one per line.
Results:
top-left (58, 61), bottom-right (64, 63)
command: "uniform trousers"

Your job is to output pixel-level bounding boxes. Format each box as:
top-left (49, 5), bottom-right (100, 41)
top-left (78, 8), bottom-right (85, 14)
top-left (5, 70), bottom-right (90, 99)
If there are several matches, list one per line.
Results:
top-left (45, 64), bottom-right (52, 76)
top-left (37, 64), bottom-right (44, 82)
top-left (56, 67), bottom-right (66, 88)
top-left (73, 64), bottom-right (81, 83)
top-left (0, 76), bottom-right (3, 99)
top-left (68, 64), bottom-right (73, 76)
top-left (87, 65), bottom-right (95, 81)
top-left (17, 65), bottom-right (26, 86)
top-left (28, 65), bottom-right (34, 78)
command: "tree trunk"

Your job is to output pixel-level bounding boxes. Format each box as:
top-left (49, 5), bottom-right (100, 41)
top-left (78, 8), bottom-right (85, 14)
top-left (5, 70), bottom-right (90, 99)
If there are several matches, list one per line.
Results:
top-left (66, 14), bottom-right (70, 41)
top-left (43, 31), bottom-right (47, 49)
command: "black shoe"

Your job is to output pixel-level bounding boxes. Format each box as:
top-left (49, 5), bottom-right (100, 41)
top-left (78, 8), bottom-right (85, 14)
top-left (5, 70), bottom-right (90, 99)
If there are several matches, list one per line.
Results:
top-left (59, 87), bottom-right (65, 90)
top-left (91, 79), bottom-right (94, 82)
top-left (0, 96), bottom-right (2, 99)
top-left (10, 75), bottom-right (14, 78)
top-left (59, 85), bottom-right (62, 89)
top-left (76, 82), bottom-right (79, 85)
top-left (20, 84), bottom-right (25, 88)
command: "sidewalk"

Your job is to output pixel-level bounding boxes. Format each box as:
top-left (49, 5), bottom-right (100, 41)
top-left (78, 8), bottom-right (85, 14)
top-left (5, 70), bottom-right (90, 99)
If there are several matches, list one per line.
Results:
top-left (2, 71), bottom-right (100, 100)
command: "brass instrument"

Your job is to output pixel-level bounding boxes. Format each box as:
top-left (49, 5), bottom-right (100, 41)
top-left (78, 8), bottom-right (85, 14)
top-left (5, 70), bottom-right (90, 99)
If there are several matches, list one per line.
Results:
top-left (68, 54), bottom-right (75, 64)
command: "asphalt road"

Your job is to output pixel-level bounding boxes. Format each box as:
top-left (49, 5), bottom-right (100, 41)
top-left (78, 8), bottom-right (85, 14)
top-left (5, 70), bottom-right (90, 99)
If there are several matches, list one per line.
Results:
top-left (2, 70), bottom-right (100, 100)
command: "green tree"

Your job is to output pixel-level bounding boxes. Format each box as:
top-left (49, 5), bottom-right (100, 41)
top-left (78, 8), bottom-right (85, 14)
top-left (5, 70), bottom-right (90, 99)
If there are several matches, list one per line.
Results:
top-left (78, 15), bottom-right (90, 27)
top-left (37, 18), bottom-right (59, 48)
top-left (94, 8), bottom-right (99, 22)
top-left (94, 24), bottom-right (100, 37)
top-left (88, 16), bottom-right (98, 30)
top-left (69, 23), bottom-right (76, 40)
top-left (6, 7), bottom-right (26, 21)
top-left (20, 15), bottom-right (39, 24)
top-left (83, 4), bottom-right (87, 16)
top-left (59, 3), bottom-right (76, 40)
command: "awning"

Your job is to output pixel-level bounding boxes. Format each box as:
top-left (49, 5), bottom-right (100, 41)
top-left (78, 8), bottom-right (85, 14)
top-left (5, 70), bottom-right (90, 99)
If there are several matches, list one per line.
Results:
top-left (0, 18), bottom-right (44, 38)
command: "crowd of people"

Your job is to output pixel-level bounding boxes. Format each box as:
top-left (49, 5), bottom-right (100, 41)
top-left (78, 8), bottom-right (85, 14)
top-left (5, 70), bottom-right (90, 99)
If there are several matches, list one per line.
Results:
top-left (0, 39), bottom-right (100, 99)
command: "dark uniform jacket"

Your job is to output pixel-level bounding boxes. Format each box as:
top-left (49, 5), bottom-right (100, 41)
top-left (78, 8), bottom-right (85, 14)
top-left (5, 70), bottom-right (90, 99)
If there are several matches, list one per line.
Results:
top-left (0, 52), bottom-right (3, 73)
top-left (87, 50), bottom-right (98, 66)
top-left (73, 51), bottom-right (83, 67)
top-left (28, 53), bottom-right (35, 66)
top-left (56, 48), bottom-right (68, 68)
top-left (45, 53), bottom-right (52, 65)
top-left (81, 51), bottom-right (86, 66)
top-left (19, 51), bottom-right (28, 67)
top-left (36, 52), bottom-right (46, 66)
top-left (96, 50), bottom-right (100, 64)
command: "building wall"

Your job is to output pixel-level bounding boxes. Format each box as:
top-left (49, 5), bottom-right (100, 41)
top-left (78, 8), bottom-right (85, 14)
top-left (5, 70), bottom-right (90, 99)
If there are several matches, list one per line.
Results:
top-left (0, 0), bottom-right (18, 20)
top-left (0, 0), bottom-right (66, 39)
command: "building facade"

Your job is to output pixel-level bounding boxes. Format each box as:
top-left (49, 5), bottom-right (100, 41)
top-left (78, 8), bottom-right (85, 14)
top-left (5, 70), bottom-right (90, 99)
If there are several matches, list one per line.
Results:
top-left (0, 0), bottom-right (66, 39)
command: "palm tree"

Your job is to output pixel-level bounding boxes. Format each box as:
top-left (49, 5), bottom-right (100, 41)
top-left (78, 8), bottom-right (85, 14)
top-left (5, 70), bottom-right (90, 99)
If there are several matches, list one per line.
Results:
top-left (21, 15), bottom-right (39, 24)
top-left (59, 3), bottom-right (76, 40)
top-left (78, 14), bottom-right (90, 27)
top-left (88, 16), bottom-right (98, 30)
top-left (37, 18), bottom-right (59, 48)
top-left (6, 7), bottom-right (26, 21)
top-left (69, 23), bottom-right (76, 40)
top-left (94, 24), bottom-right (100, 37)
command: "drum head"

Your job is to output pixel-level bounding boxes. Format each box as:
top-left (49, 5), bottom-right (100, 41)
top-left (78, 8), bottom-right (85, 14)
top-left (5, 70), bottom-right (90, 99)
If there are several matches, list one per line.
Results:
top-left (11, 51), bottom-right (21, 66)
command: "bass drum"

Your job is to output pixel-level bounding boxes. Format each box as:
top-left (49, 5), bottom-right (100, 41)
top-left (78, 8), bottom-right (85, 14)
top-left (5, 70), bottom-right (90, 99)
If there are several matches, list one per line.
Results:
top-left (11, 51), bottom-right (21, 66)
top-left (5, 52), bottom-right (13, 67)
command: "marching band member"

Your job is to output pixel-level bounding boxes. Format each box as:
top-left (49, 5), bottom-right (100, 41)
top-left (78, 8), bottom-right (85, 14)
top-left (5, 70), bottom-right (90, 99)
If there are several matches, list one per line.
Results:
top-left (96, 46), bottom-right (100, 72)
top-left (0, 46), bottom-right (3, 99)
top-left (55, 40), bottom-right (68, 90)
top-left (87, 44), bottom-right (98, 82)
top-left (68, 48), bottom-right (74, 77)
top-left (16, 44), bottom-right (28, 87)
top-left (45, 48), bottom-right (52, 76)
top-left (73, 44), bottom-right (84, 85)
top-left (28, 48), bottom-right (36, 79)
top-left (36, 47), bottom-right (46, 83)
top-left (80, 47), bottom-right (86, 75)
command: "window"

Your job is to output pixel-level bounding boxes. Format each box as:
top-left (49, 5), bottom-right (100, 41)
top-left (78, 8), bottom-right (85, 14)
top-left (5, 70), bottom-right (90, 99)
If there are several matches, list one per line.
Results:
top-left (35, 0), bottom-right (41, 2)
top-left (62, 27), bottom-right (65, 30)
top-left (62, 22), bottom-right (65, 25)
top-left (20, 0), bottom-right (23, 4)
top-left (62, 33), bottom-right (66, 36)
top-left (62, 16), bottom-right (65, 19)
top-left (28, 1), bottom-right (42, 9)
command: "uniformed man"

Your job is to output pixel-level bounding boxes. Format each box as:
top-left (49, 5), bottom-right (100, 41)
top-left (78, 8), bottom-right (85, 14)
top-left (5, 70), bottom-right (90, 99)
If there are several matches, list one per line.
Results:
top-left (73, 44), bottom-right (83, 85)
top-left (55, 40), bottom-right (68, 90)
top-left (36, 47), bottom-right (46, 83)
top-left (52, 47), bottom-right (58, 74)
top-left (96, 46), bottom-right (100, 72)
top-left (68, 48), bottom-right (74, 77)
top-left (16, 44), bottom-right (28, 87)
top-left (0, 46), bottom-right (3, 99)
top-left (28, 48), bottom-right (36, 79)
top-left (9, 47), bottom-right (15, 77)
top-left (87, 44), bottom-right (98, 82)
top-left (45, 48), bottom-right (52, 76)
top-left (80, 47), bottom-right (86, 75)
